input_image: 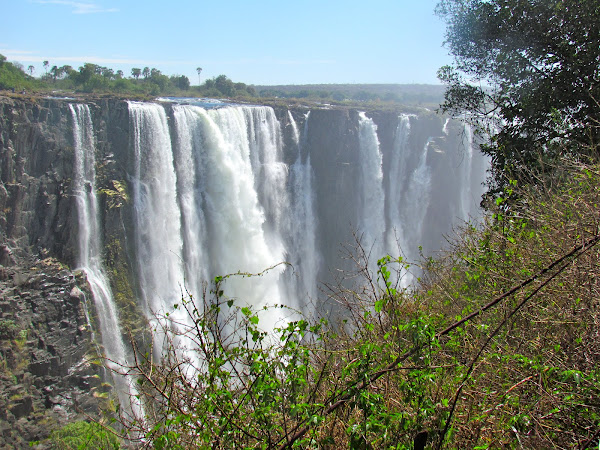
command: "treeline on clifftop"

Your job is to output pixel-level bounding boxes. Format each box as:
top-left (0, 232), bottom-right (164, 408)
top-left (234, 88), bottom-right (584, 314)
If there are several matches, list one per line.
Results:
top-left (0, 54), bottom-right (442, 106)
top-left (0, 55), bottom-right (257, 99)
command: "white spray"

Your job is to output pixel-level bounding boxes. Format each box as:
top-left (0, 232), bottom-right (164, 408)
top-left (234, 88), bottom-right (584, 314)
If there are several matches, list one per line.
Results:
top-left (70, 103), bottom-right (142, 420)
top-left (460, 123), bottom-right (475, 221)
top-left (386, 114), bottom-right (413, 256)
top-left (182, 105), bottom-right (287, 328)
top-left (172, 105), bottom-right (209, 300)
top-left (285, 111), bottom-right (320, 305)
top-left (128, 102), bottom-right (188, 353)
top-left (357, 112), bottom-right (386, 267)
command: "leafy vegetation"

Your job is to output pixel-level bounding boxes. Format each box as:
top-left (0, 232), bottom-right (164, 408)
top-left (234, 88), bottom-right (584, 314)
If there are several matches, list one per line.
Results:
top-left (111, 157), bottom-right (600, 448)
top-left (0, 319), bottom-right (19, 340)
top-left (0, 55), bottom-right (36, 91)
top-left (0, 53), bottom-right (443, 107)
top-left (49, 420), bottom-right (121, 449)
top-left (436, 0), bottom-right (600, 200)
top-left (0, 55), bottom-right (257, 99)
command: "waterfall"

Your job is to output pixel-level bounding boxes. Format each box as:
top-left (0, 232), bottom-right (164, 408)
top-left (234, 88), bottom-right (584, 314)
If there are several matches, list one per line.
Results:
top-left (167, 105), bottom-right (287, 329)
top-left (386, 114), bottom-right (413, 256)
top-left (70, 103), bottom-right (142, 419)
top-left (125, 103), bottom-right (484, 324)
top-left (128, 102), bottom-right (189, 350)
top-left (285, 111), bottom-right (320, 306)
top-left (244, 106), bottom-right (289, 252)
top-left (460, 123), bottom-right (475, 221)
top-left (401, 137), bottom-right (433, 262)
top-left (172, 105), bottom-right (209, 301)
top-left (357, 112), bottom-right (386, 266)
top-left (287, 110), bottom-right (300, 146)
top-left (124, 101), bottom-right (487, 335)
top-left (442, 117), bottom-right (450, 135)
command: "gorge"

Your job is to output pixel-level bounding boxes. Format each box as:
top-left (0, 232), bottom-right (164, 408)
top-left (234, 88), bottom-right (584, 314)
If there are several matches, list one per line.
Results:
top-left (0, 95), bottom-right (487, 445)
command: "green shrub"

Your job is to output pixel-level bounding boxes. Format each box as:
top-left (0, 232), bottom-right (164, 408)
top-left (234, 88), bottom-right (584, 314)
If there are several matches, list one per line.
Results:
top-left (49, 421), bottom-right (120, 449)
top-left (0, 319), bottom-right (18, 340)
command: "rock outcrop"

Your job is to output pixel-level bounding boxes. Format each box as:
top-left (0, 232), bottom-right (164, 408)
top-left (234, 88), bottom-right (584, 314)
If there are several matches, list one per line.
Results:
top-left (0, 94), bottom-right (487, 446)
top-left (0, 255), bottom-right (105, 448)
top-left (0, 96), bottom-right (114, 447)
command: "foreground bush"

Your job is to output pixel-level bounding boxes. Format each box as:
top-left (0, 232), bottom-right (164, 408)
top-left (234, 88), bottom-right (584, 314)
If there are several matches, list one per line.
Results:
top-left (113, 159), bottom-right (600, 449)
top-left (49, 420), bottom-right (120, 449)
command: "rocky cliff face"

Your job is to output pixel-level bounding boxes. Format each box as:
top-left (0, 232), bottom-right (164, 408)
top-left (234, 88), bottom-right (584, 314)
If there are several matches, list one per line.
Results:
top-left (0, 257), bottom-right (106, 448)
top-left (0, 96), bottom-right (125, 446)
top-left (0, 97), bottom-right (76, 263)
top-left (0, 94), bottom-right (486, 446)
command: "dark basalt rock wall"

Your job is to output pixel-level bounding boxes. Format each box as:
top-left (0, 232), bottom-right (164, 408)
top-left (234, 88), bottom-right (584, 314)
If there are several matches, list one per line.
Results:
top-left (0, 96), bottom-right (122, 446)
top-left (0, 98), bottom-right (76, 263)
top-left (304, 108), bottom-right (362, 275)
top-left (0, 95), bottom-right (483, 445)
top-left (0, 257), bottom-right (105, 448)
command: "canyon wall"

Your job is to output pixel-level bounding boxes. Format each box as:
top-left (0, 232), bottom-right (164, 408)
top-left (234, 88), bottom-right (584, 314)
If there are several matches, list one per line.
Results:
top-left (0, 95), bottom-right (487, 444)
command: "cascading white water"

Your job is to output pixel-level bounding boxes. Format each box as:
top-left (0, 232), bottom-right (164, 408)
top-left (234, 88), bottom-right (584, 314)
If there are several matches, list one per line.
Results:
top-left (442, 117), bottom-right (450, 135)
top-left (167, 104), bottom-right (287, 329)
top-left (284, 111), bottom-right (320, 305)
top-left (401, 137), bottom-right (433, 262)
top-left (459, 123), bottom-right (475, 221)
top-left (357, 112), bottom-right (386, 267)
top-left (70, 103), bottom-right (142, 419)
top-left (127, 101), bottom-right (486, 332)
top-left (128, 102), bottom-right (189, 348)
top-left (287, 110), bottom-right (300, 145)
top-left (386, 114), bottom-right (413, 256)
top-left (172, 105), bottom-right (210, 301)
top-left (244, 107), bottom-right (289, 255)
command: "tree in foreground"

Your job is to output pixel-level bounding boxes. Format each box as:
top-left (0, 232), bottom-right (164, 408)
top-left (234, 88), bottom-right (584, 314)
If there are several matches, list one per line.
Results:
top-left (110, 159), bottom-right (600, 447)
top-left (436, 0), bottom-right (600, 199)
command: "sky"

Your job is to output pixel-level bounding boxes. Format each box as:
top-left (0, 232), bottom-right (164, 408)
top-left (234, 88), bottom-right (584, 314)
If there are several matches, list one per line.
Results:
top-left (1, 0), bottom-right (452, 86)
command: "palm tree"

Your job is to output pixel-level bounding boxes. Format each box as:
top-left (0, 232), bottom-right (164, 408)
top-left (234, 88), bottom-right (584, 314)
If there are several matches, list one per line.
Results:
top-left (196, 67), bottom-right (202, 85)
top-left (43, 60), bottom-right (49, 75)
top-left (27, 65), bottom-right (35, 77)
top-left (51, 65), bottom-right (59, 82)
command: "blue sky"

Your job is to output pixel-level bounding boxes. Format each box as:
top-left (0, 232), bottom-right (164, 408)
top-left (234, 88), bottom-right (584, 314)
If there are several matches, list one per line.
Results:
top-left (1, 0), bottom-right (451, 85)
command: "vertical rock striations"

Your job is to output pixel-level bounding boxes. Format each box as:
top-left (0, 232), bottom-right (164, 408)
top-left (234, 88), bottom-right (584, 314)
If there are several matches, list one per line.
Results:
top-left (0, 95), bottom-right (488, 443)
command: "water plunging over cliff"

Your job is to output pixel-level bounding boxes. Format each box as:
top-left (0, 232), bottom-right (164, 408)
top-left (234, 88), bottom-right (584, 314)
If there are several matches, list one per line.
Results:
top-left (125, 102), bottom-right (487, 327)
top-left (357, 112), bottom-right (386, 268)
top-left (131, 103), bottom-right (289, 331)
top-left (70, 103), bottom-right (142, 418)
top-left (0, 97), bottom-right (489, 421)
top-left (386, 114), bottom-right (413, 257)
top-left (129, 102), bottom-right (188, 337)
top-left (284, 111), bottom-right (320, 306)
